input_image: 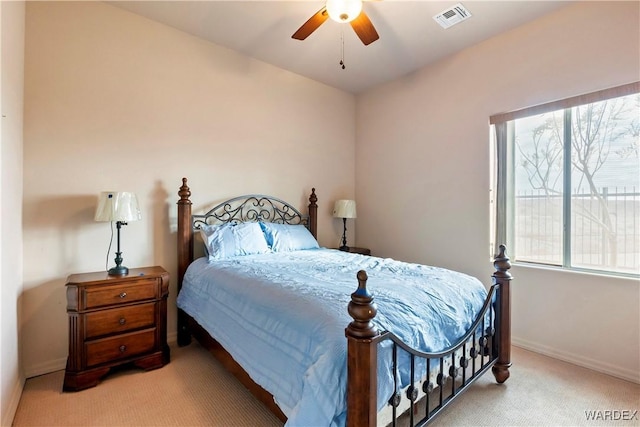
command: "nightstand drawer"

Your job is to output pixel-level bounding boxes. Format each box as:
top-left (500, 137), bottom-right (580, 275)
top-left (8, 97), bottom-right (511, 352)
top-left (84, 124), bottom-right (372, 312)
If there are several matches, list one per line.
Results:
top-left (84, 279), bottom-right (157, 309)
top-left (85, 302), bottom-right (156, 339)
top-left (86, 329), bottom-right (156, 367)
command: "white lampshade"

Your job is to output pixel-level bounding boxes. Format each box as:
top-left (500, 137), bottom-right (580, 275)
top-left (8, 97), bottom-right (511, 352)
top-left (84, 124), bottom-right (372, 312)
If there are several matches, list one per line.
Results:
top-left (326, 0), bottom-right (363, 23)
top-left (95, 192), bottom-right (141, 222)
top-left (333, 199), bottom-right (357, 219)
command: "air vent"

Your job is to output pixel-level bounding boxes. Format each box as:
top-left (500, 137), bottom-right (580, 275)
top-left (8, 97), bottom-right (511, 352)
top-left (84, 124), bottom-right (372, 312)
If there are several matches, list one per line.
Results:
top-left (433, 3), bottom-right (472, 29)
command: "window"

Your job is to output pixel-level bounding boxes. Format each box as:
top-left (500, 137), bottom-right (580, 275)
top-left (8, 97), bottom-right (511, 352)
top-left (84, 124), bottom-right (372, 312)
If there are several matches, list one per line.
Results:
top-left (491, 82), bottom-right (640, 276)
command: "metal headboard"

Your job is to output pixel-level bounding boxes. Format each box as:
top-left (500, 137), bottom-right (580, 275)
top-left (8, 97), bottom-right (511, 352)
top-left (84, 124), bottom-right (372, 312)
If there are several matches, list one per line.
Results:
top-left (192, 194), bottom-right (310, 231)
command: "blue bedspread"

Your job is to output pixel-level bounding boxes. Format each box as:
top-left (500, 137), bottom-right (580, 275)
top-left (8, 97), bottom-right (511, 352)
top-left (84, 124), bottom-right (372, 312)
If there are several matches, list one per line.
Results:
top-left (177, 248), bottom-right (488, 426)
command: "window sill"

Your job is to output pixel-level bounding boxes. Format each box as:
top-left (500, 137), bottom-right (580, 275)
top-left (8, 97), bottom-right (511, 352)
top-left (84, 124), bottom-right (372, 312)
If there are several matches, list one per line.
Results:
top-left (511, 261), bottom-right (639, 280)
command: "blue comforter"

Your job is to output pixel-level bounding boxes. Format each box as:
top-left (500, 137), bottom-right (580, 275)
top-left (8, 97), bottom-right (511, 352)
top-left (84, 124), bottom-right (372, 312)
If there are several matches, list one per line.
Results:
top-left (176, 248), bottom-right (488, 426)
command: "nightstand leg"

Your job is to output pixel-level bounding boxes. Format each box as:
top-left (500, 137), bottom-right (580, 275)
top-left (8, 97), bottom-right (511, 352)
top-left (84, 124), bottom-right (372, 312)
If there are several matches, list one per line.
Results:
top-left (63, 365), bottom-right (110, 391)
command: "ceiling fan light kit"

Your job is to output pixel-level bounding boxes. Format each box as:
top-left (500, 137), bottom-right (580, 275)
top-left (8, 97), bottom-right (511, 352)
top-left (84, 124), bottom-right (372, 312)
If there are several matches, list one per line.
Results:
top-left (326, 0), bottom-right (363, 23)
top-left (292, 0), bottom-right (379, 46)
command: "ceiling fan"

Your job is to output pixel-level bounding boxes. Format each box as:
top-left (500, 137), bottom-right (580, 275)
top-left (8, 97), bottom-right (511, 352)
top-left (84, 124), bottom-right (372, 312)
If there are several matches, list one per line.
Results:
top-left (292, 0), bottom-right (379, 46)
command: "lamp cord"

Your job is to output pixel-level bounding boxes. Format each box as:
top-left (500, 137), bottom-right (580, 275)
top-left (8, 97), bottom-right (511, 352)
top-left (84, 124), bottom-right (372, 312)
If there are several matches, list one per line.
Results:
top-left (104, 221), bottom-right (114, 272)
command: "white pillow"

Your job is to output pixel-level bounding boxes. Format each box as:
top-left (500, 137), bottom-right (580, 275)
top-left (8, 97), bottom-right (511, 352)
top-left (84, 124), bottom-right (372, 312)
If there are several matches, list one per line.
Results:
top-left (259, 222), bottom-right (319, 252)
top-left (200, 222), bottom-right (270, 260)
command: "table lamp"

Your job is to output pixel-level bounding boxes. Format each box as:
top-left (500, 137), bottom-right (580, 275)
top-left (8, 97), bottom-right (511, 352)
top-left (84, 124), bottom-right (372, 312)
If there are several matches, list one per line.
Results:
top-left (333, 199), bottom-right (357, 251)
top-left (95, 191), bottom-right (141, 275)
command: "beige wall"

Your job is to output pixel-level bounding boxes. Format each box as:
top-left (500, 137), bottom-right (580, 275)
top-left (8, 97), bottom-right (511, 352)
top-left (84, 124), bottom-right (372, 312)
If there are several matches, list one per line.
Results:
top-left (22, 1), bottom-right (355, 376)
top-left (356, 1), bottom-right (640, 382)
top-left (1, 1), bottom-right (26, 425)
top-left (18, 0), bottom-right (640, 388)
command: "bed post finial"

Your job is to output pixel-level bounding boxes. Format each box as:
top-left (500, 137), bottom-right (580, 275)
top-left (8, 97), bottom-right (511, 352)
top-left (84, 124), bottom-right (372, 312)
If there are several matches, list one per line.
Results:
top-left (492, 244), bottom-right (512, 384)
top-left (346, 271), bottom-right (378, 339)
top-left (179, 177), bottom-right (191, 203)
top-left (493, 244), bottom-right (511, 278)
top-left (346, 270), bottom-right (378, 427)
top-left (308, 188), bottom-right (318, 239)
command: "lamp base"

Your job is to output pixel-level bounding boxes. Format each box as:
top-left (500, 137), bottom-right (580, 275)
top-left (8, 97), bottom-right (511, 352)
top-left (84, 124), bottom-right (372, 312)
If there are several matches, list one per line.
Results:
top-left (108, 249), bottom-right (128, 276)
top-left (108, 265), bottom-right (129, 276)
top-left (339, 245), bottom-right (350, 251)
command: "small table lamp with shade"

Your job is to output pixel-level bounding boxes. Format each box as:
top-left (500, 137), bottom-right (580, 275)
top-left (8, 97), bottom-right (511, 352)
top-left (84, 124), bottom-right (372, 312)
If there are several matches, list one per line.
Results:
top-left (333, 199), bottom-right (357, 251)
top-left (94, 191), bottom-right (141, 276)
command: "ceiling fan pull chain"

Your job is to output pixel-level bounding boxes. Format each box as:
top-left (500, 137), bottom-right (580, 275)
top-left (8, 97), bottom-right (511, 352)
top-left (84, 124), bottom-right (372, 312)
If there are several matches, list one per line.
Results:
top-left (340, 27), bottom-right (346, 70)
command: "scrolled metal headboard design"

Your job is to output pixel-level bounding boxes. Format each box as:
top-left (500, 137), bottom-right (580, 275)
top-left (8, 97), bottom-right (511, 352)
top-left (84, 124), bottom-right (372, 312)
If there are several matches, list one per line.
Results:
top-left (193, 194), bottom-right (310, 230)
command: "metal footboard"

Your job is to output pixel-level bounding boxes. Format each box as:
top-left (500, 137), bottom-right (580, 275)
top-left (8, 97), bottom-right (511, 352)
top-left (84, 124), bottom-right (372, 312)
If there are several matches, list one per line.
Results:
top-left (345, 246), bottom-right (512, 427)
top-left (379, 284), bottom-right (500, 426)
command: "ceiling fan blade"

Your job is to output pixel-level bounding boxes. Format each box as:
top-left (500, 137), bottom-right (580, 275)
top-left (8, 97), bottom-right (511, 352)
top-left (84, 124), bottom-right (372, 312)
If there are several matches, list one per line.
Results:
top-left (292, 7), bottom-right (329, 40)
top-left (350, 11), bottom-right (379, 45)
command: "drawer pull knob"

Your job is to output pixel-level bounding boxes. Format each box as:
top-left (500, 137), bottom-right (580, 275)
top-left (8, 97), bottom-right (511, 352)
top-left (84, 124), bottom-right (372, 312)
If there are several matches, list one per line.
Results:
top-left (119, 318), bottom-right (126, 325)
top-left (119, 292), bottom-right (127, 299)
top-left (119, 345), bottom-right (127, 353)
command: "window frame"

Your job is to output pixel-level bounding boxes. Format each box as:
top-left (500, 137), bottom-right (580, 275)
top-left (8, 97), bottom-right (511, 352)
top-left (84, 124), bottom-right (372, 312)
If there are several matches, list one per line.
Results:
top-left (491, 81), bottom-right (640, 278)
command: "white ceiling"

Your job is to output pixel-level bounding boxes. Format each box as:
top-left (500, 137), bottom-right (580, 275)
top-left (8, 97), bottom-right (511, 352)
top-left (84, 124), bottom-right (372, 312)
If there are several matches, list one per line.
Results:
top-left (108, 1), bottom-right (571, 94)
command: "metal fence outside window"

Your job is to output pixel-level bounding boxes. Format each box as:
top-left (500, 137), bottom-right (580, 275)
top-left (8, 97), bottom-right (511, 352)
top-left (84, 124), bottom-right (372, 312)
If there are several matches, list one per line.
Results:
top-left (515, 187), bottom-right (640, 274)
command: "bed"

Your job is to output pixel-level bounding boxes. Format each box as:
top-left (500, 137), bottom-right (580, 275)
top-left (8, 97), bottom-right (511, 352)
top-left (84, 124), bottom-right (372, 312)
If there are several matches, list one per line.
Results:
top-left (175, 177), bottom-right (512, 426)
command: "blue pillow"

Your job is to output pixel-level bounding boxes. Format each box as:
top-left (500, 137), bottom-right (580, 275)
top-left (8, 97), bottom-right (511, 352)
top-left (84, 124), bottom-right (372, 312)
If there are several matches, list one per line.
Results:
top-left (200, 222), bottom-right (270, 260)
top-left (259, 222), bottom-right (319, 252)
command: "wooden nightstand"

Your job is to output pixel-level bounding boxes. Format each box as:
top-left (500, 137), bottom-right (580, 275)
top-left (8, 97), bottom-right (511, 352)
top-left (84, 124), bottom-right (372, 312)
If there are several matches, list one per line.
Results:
top-left (63, 266), bottom-right (170, 391)
top-left (339, 246), bottom-right (371, 256)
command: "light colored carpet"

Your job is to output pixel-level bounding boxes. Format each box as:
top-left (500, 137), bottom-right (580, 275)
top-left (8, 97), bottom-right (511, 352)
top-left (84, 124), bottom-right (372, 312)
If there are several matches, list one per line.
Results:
top-left (12, 343), bottom-right (639, 426)
top-left (13, 342), bottom-right (282, 427)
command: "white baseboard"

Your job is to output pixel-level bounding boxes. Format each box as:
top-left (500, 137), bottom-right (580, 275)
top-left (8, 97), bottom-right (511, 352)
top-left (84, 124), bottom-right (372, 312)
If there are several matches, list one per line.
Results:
top-left (24, 356), bottom-right (67, 378)
top-left (167, 331), bottom-right (178, 346)
top-left (512, 337), bottom-right (640, 384)
top-left (1, 375), bottom-right (25, 427)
